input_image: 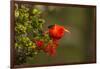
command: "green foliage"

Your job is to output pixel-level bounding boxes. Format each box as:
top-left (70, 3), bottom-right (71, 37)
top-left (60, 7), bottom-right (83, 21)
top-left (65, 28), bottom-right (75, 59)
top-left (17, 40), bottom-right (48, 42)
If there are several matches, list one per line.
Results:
top-left (15, 3), bottom-right (48, 65)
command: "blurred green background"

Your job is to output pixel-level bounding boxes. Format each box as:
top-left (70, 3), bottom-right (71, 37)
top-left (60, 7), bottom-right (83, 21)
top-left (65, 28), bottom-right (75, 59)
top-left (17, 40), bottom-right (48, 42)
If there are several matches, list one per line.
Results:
top-left (23, 5), bottom-right (96, 65)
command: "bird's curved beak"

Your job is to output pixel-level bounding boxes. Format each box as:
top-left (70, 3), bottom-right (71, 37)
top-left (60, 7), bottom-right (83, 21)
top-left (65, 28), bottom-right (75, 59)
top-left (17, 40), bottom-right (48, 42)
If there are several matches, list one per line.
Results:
top-left (64, 28), bottom-right (70, 34)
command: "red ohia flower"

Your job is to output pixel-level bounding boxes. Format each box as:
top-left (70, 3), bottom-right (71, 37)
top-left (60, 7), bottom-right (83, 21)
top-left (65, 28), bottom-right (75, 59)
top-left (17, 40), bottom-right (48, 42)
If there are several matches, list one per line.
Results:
top-left (44, 43), bottom-right (56, 56)
top-left (36, 40), bottom-right (44, 47)
top-left (48, 24), bottom-right (65, 40)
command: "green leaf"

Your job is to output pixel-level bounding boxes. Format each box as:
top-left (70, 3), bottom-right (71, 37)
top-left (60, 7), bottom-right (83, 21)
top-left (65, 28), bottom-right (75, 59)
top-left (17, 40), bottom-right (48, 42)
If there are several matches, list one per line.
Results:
top-left (32, 8), bottom-right (41, 15)
top-left (38, 19), bottom-right (45, 23)
top-left (15, 10), bottom-right (19, 18)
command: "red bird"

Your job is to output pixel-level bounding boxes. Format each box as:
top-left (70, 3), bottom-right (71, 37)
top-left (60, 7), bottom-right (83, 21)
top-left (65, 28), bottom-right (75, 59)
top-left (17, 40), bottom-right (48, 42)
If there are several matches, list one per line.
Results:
top-left (48, 24), bottom-right (70, 40)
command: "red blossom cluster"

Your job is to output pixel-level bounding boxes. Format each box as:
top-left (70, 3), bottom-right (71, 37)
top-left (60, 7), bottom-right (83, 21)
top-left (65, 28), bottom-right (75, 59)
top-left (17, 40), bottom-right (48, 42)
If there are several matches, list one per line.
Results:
top-left (36, 40), bottom-right (44, 47)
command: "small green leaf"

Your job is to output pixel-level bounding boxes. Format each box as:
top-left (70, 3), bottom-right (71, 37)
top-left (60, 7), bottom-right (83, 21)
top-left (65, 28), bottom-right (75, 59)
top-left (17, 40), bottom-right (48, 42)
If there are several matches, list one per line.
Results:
top-left (32, 8), bottom-right (41, 15)
top-left (15, 10), bottom-right (19, 18)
